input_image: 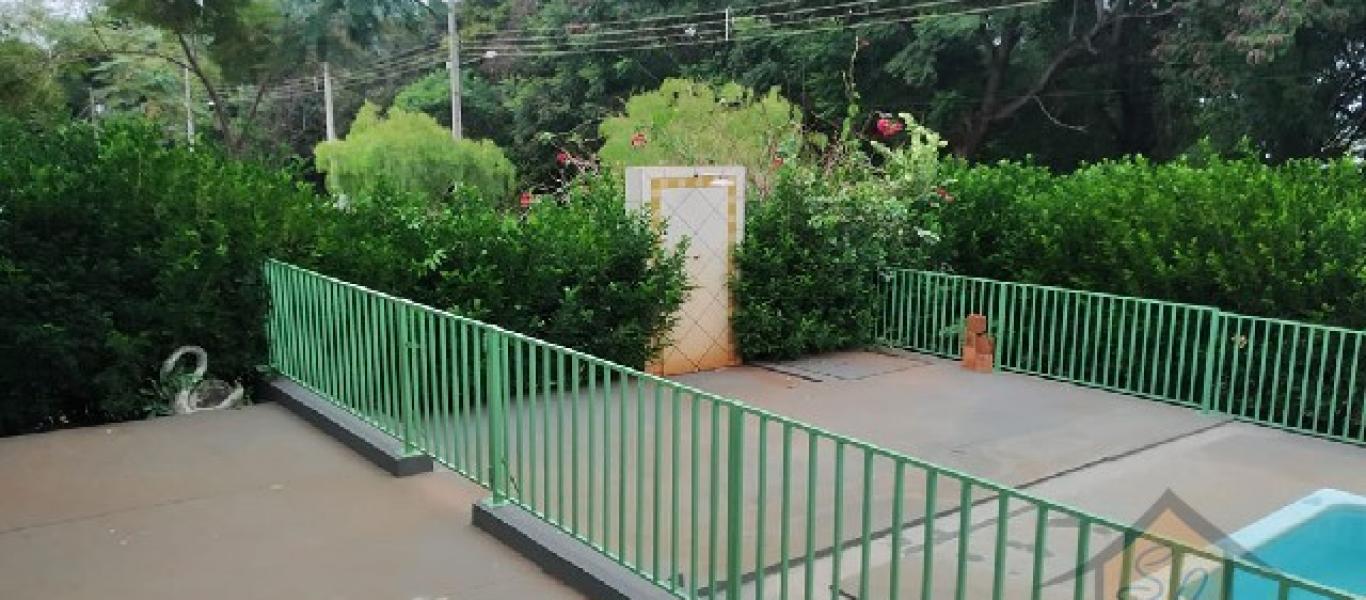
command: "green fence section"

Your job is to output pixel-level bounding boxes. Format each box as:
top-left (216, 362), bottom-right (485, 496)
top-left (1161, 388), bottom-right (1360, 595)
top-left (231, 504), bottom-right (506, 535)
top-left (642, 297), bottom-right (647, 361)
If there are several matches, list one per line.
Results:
top-left (265, 260), bottom-right (1352, 600)
top-left (876, 269), bottom-right (1366, 445)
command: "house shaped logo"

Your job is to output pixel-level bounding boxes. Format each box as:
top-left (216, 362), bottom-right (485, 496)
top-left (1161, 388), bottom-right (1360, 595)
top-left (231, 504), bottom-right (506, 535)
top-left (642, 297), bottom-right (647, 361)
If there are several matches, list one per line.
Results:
top-left (1043, 490), bottom-right (1258, 600)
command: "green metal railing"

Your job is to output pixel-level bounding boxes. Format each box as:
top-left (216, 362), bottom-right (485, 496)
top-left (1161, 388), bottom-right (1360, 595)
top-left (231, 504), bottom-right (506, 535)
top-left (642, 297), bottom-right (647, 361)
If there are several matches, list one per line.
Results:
top-left (265, 260), bottom-right (1353, 600)
top-left (877, 269), bottom-right (1366, 445)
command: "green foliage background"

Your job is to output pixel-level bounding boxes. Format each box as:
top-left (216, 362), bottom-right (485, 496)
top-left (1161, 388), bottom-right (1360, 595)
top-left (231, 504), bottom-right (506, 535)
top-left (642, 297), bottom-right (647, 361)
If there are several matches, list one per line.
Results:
top-left (315, 103), bottom-right (517, 204)
top-left (0, 117), bottom-right (686, 436)
top-left (939, 155), bottom-right (1366, 328)
top-left (598, 78), bottom-right (801, 186)
top-left (0, 117), bottom-right (322, 435)
top-left (734, 119), bottom-right (951, 359)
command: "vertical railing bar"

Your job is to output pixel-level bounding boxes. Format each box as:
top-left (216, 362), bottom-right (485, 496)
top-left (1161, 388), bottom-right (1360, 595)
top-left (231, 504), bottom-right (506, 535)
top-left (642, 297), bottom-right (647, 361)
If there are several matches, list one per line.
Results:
top-left (1164, 303), bottom-right (1178, 400)
top-left (557, 350), bottom-right (567, 526)
top-left (754, 417), bottom-right (769, 600)
top-left (1328, 330), bottom-right (1345, 438)
top-left (1138, 301), bottom-right (1153, 396)
top-left (708, 401), bottom-right (722, 595)
top-left (634, 377), bottom-right (644, 567)
top-left (858, 448), bottom-right (874, 599)
top-left (474, 323), bottom-right (486, 482)
top-left (990, 491), bottom-right (1009, 600)
top-left (1284, 326), bottom-right (1302, 426)
top-left (571, 354), bottom-right (581, 533)
top-left (889, 461), bottom-right (906, 600)
top-left (1118, 529), bottom-right (1136, 597)
top-left (920, 469), bottom-right (938, 600)
top-left (619, 373), bottom-right (629, 557)
top-left (542, 344), bottom-right (552, 516)
top-left (725, 405), bottom-right (745, 600)
top-left (1313, 329), bottom-right (1332, 432)
top-left (670, 387), bottom-right (682, 592)
top-left (954, 479), bottom-right (972, 600)
top-left (1242, 319), bottom-right (1258, 418)
top-left (1030, 506), bottom-right (1048, 600)
top-left (652, 381), bottom-right (662, 579)
top-left (689, 393), bottom-right (701, 600)
top-left (1256, 321), bottom-right (1273, 423)
top-left (1072, 520), bottom-right (1090, 600)
top-left (1167, 547), bottom-right (1185, 600)
top-left (1270, 323), bottom-right (1287, 428)
top-left (1349, 334), bottom-right (1363, 442)
top-left (487, 331), bottom-right (509, 504)
top-left (587, 362), bottom-right (598, 545)
top-left (831, 441), bottom-right (847, 600)
top-left (804, 434), bottom-right (819, 600)
top-left (1059, 289), bottom-right (1072, 381)
top-left (1126, 299), bottom-right (1140, 393)
top-left (780, 422), bottom-right (794, 600)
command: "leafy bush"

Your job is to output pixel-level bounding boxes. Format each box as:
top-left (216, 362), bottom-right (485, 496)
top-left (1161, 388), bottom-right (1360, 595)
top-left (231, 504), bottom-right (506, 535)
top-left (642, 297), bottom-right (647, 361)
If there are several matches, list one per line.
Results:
top-left (734, 116), bottom-right (949, 359)
top-left (304, 171), bottom-right (689, 368)
top-left (315, 102), bottom-right (516, 205)
top-left (0, 117), bottom-right (322, 435)
top-left (940, 154), bottom-right (1366, 328)
top-left (598, 78), bottom-right (802, 188)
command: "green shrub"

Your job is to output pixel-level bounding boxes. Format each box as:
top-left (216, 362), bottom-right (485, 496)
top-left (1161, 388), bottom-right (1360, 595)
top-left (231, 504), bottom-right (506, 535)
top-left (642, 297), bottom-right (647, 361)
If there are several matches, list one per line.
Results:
top-left (599, 78), bottom-right (802, 188)
top-left (304, 171), bottom-right (689, 368)
top-left (0, 117), bottom-right (323, 435)
top-left (734, 117), bottom-right (950, 359)
top-left (315, 102), bottom-right (517, 205)
top-left (940, 155), bottom-right (1366, 328)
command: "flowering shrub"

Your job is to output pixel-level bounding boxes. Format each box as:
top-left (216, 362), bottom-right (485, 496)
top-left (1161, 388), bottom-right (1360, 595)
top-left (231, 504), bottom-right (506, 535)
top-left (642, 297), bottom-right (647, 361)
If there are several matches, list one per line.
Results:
top-left (733, 115), bottom-right (950, 359)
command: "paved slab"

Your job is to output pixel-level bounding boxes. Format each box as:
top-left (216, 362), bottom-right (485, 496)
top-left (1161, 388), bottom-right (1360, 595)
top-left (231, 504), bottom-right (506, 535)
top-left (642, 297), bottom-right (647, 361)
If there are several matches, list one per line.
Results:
top-left (667, 352), bottom-right (1366, 599)
top-left (0, 403), bottom-right (580, 600)
top-left (677, 352), bottom-right (1229, 488)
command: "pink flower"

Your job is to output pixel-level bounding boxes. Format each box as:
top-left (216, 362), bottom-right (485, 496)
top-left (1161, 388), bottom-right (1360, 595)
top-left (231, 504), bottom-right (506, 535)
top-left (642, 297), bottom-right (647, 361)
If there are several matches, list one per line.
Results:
top-left (519, 191), bottom-right (533, 208)
top-left (555, 150), bottom-right (571, 165)
top-left (875, 117), bottom-right (904, 138)
top-left (630, 131), bottom-right (648, 148)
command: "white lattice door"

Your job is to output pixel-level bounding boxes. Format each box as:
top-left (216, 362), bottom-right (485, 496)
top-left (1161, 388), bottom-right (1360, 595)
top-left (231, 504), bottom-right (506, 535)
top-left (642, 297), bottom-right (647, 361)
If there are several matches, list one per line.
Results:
top-left (626, 167), bottom-right (746, 375)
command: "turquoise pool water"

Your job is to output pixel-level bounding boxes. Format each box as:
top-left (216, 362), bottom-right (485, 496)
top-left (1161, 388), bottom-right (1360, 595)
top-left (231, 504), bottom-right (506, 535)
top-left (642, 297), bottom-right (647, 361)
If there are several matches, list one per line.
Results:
top-left (1227, 504), bottom-right (1366, 599)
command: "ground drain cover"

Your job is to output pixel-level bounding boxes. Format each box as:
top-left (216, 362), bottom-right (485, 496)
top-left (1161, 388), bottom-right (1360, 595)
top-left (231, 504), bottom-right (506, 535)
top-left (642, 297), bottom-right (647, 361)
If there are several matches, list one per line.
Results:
top-left (756, 351), bottom-right (928, 382)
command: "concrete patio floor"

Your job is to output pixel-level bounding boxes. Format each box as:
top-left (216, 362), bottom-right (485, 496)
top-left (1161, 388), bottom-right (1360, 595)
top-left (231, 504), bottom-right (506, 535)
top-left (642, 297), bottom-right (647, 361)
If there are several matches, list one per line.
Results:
top-left (673, 351), bottom-right (1366, 598)
top-left (5, 350), bottom-right (1363, 600)
top-left (0, 403), bottom-right (580, 600)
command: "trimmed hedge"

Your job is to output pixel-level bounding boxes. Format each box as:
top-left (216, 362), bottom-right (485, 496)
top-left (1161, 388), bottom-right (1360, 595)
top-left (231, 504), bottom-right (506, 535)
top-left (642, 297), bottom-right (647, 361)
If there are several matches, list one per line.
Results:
top-left (940, 155), bottom-right (1366, 328)
top-left (0, 118), bottom-right (686, 436)
top-left (0, 118), bottom-right (322, 435)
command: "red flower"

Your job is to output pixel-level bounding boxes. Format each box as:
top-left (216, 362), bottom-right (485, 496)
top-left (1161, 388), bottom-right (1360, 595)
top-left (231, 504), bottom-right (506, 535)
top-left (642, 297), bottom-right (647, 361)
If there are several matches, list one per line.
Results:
top-left (934, 186), bottom-right (955, 203)
top-left (555, 150), bottom-right (571, 165)
top-left (519, 191), bottom-right (533, 208)
top-left (875, 117), bottom-right (904, 138)
top-left (630, 131), bottom-right (648, 148)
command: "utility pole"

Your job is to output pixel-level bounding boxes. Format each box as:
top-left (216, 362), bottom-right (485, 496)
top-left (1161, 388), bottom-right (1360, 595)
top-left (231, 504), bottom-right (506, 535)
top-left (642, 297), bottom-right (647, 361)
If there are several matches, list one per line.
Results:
top-left (322, 61), bottom-right (337, 141)
top-left (447, 0), bottom-right (463, 140)
top-left (183, 67), bottom-right (195, 146)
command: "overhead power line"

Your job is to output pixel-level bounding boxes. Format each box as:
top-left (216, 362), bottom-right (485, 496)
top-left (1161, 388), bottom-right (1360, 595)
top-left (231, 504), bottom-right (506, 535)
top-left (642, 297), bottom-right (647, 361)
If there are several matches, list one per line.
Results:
top-left (249, 0), bottom-right (1045, 105)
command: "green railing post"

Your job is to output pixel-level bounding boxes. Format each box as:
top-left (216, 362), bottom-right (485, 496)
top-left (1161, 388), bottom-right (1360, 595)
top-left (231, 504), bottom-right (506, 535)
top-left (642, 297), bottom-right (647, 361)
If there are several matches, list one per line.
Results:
top-left (486, 329), bottom-right (510, 506)
top-left (398, 305), bottom-right (419, 455)
top-left (1201, 309), bottom-right (1223, 414)
top-left (725, 403), bottom-right (745, 599)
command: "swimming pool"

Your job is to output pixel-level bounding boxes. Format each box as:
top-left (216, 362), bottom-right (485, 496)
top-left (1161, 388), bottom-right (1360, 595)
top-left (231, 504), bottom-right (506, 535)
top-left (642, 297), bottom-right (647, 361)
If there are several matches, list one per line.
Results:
top-left (1215, 489), bottom-right (1366, 598)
